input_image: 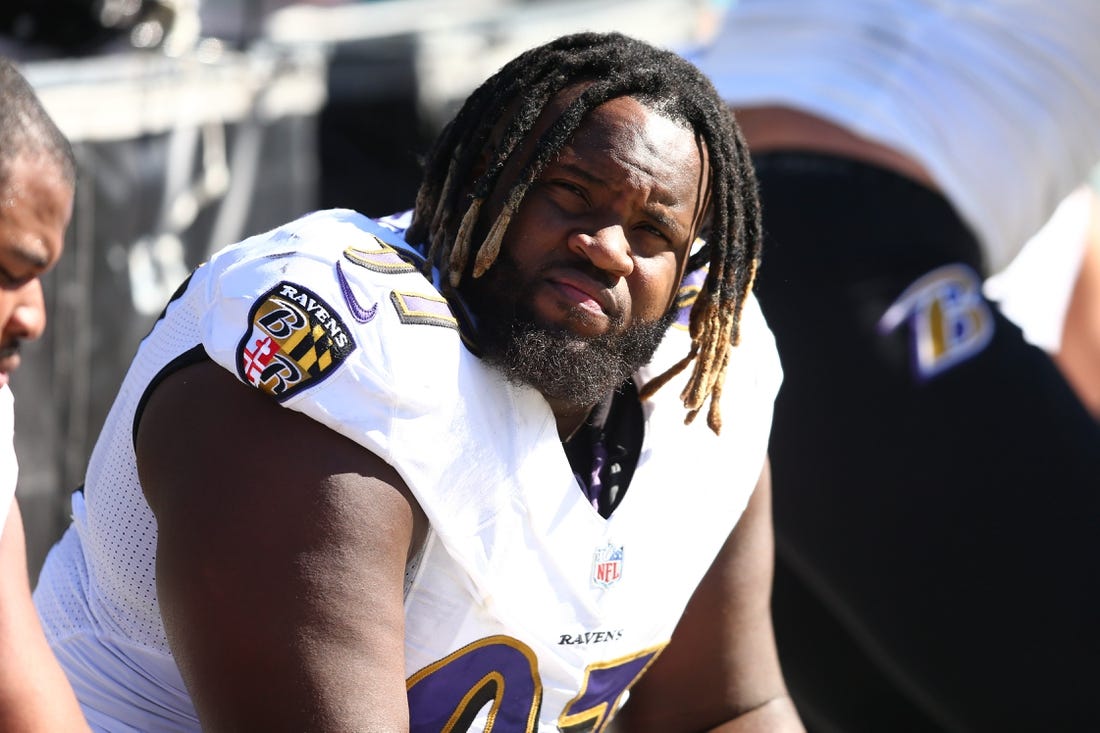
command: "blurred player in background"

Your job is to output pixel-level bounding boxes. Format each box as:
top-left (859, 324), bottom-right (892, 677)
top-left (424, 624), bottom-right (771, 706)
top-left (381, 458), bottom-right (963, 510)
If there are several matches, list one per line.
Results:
top-left (0, 56), bottom-right (89, 733)
top-left (697, 1), bottom-right (1100, 730)
top-left (986, 172), bottom-right (1100, 420)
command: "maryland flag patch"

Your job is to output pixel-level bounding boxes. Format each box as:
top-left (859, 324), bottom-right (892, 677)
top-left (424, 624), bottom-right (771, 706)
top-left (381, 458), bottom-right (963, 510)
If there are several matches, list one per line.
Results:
top-left (236, 282), bottom-right (355, 400)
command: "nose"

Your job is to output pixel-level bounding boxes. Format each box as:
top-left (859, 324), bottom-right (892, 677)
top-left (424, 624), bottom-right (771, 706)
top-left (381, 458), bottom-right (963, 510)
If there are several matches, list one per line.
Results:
top-left (5, 280), bottom-right (47, 343)
top-left (568, 225), bottom-right (633, 279)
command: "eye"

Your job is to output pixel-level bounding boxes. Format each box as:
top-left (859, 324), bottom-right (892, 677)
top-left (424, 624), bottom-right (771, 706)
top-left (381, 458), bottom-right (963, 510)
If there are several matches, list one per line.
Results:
top-left (637, 222), bottom-right (669, 240)
top-left (0, 266), bottom-right (21, 288)
top-left (549, 179), bottom-right (589, 204)
top-left (631, 221), bottom-right (676, 253)
top-left (0, 262), bottom-right (35, 289)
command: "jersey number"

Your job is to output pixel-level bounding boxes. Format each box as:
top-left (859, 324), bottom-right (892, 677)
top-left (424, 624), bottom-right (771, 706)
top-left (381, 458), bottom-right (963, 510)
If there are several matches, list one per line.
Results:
top-left (406, 635), bottom-right (662, 732)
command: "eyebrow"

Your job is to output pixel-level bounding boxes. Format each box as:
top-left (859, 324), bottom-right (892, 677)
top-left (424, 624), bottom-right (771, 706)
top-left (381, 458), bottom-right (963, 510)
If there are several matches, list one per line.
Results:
top-left (553, 160), bottom-right (602, 186)
top-left (552, 161), bottom-right (690, 239)
top-left (644, 207), bottom-right (686, 239)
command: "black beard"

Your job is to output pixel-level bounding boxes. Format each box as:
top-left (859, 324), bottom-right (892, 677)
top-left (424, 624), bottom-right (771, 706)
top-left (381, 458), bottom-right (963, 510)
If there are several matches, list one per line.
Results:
top-left (481, 309), bottom-right (674, 405)
top-left (461, 257), bottom-right (675, 407)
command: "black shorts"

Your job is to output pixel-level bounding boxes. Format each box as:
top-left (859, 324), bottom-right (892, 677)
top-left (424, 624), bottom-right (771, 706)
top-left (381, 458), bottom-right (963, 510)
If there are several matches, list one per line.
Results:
top-left (751, 152), bottom-right (1100, 732)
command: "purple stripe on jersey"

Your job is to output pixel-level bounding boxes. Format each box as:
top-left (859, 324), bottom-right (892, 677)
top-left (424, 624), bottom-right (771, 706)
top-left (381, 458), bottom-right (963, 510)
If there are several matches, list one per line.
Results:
top-left (575, 440), bottom-right (608, 511)
top-left (399, 293), bottom-right (453, 318)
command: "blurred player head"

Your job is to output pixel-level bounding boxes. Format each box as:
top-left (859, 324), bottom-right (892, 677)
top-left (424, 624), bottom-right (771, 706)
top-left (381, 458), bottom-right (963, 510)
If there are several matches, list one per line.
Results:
top-left (0, 56), bottom-right (75, 388)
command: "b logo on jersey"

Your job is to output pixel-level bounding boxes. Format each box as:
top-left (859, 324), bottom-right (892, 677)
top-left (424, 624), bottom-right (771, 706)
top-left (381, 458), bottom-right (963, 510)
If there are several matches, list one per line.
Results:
top-left (877, 263), bottom-right (994, 381)
top-left (237, 282), bottom-right (355, 400)
top-left (591, 543), bottom-right (624, 589)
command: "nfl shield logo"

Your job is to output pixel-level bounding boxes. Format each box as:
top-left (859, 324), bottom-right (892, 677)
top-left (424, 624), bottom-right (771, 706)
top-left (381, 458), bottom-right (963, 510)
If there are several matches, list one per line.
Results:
top-left (591, 542), bottom-right (624, 589)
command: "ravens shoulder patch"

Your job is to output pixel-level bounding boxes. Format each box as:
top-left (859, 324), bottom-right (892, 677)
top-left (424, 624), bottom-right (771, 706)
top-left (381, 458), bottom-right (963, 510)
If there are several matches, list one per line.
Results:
top-left (236, 281), bottom-right (356, 400)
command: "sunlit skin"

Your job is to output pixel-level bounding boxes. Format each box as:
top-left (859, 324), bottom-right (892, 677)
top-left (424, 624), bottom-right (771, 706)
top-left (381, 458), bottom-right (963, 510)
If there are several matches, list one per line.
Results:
top-left (471, 93), bottom-right (711, 435)
top-left (0, 153), bottom-right (72, 388)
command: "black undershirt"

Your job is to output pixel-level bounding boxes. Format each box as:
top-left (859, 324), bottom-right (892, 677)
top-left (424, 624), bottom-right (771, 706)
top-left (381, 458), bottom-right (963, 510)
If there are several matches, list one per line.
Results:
top-left (561, 379), bottom-right (644, 519)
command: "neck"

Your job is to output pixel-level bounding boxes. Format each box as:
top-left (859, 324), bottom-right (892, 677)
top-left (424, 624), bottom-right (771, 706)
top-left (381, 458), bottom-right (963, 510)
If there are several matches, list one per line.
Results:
top-left (548, 397), bottom-right (595, 442)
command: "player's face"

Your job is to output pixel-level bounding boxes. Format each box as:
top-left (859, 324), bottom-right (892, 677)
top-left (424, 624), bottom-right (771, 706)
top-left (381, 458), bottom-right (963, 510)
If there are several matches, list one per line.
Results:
top-left (460, 93), bottom-right (709, 407)
top-left (0, 154), bottom-right (72, 388)
top-left (488, 93), bottom-right (706, 339)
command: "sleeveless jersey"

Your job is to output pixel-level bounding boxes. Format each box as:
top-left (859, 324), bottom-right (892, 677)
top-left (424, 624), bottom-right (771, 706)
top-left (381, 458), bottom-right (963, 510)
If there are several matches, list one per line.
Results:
top-left (34, 208), bottom-right (782, 731)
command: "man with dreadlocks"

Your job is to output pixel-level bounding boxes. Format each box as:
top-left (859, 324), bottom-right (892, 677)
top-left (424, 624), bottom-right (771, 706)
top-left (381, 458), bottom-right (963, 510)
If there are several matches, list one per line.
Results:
top-left (33, 32), bottom-right (801, 731)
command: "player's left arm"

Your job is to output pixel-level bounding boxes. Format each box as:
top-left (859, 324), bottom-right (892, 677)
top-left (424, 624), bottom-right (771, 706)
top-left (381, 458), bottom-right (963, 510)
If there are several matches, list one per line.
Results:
top-left (612, 458), bottom-right (805, 732)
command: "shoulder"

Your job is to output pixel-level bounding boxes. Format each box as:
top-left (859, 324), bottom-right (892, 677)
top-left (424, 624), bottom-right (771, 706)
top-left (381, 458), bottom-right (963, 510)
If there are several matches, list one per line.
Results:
top-left (199, 207), bottom-right (455, 382)
top-left (191, 209), bottom-right (467, 460)
top-left (658, 270), bottom-right (782, 402)
top-left (634, 275), bottom-right (781, 511)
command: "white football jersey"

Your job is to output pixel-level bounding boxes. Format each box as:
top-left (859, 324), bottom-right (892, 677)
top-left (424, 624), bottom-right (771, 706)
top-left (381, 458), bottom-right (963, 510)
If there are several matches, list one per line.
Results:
top-left (35, 209), bottom-right (782, 731)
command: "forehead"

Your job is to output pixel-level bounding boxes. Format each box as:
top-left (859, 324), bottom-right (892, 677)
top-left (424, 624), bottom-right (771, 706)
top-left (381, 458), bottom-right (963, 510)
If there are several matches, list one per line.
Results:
top-left (560, 95), bottom-right (700, 165)
top-left (537, 85), bottom-right (690, 143)
top-left (541, 91), bottom-right (710, 218)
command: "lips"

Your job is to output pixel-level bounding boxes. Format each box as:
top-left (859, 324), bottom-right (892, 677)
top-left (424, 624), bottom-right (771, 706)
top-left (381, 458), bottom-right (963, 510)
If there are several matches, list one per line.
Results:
top-left (544, 269), bottom-right (617, 318)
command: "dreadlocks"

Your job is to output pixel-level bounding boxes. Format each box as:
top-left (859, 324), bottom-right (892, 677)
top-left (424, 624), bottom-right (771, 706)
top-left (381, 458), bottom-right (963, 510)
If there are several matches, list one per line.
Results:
top-left (406, 32), bottom-right (763, 435)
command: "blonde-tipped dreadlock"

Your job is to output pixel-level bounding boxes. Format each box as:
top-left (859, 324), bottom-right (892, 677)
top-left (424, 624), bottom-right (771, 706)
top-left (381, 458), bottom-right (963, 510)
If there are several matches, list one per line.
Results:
top-left (406, 32), bottom-right (764, 434)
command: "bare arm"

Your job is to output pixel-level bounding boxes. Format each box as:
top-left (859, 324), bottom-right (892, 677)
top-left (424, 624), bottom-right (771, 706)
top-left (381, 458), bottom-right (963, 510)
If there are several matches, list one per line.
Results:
top-left (1055, 187), bottom-right (1100, 417)
top-left (136, 359), bottom-right (427, 732)
top-left (0, 502), bottom-right (90, 732)
top-left (612, 459), bottom-right (804, 732)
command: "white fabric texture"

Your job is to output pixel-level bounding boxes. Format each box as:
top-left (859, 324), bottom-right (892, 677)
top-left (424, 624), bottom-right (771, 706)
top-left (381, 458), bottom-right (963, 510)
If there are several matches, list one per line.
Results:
top-left (984, 187), bottom-right (1094, 352)
top-left (0, 385), bottom-right (16, 540)
top-left (696, 0), bottom-right (1100, 273)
